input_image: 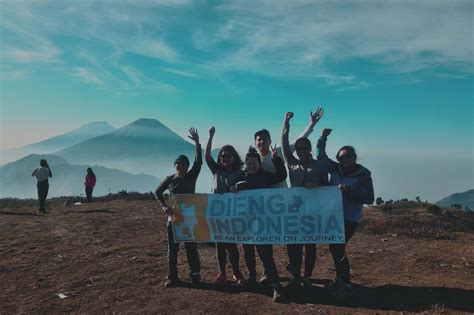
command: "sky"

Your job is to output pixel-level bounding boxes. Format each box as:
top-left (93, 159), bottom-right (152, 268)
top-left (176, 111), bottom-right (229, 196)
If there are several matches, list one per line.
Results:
top-left (1, 0), bottom-right (473, 202)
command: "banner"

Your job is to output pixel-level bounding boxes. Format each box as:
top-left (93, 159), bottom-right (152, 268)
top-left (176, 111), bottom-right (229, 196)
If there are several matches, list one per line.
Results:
top-left (170, 186), bottom-right (345, 244)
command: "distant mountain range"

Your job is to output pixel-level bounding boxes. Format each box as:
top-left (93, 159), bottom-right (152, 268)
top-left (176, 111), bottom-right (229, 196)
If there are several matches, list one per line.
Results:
top-left (436, 189), bottom-right (474, 210)
top-left (0, 154), bottom-right (159, 198)
top-left (54, 118), bottom-right (196, 178)
top-left (0, 122), bottom-right (115, 164)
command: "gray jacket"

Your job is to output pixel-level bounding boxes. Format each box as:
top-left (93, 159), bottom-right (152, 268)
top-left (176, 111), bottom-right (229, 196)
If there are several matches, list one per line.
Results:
top-left (281, 122), bottom-right (328, 187)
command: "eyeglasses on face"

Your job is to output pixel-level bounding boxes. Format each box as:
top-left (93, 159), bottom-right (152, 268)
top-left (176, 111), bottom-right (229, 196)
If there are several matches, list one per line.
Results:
top-left (338, 154), bottom-right (354, 160)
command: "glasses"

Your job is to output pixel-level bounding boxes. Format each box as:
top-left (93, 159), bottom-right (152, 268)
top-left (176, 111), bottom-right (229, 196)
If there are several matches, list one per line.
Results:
top-left (338, 154), bottom-right (353, 160)
top-left (295, 146), bottom-right (310, 152)
top-left (220, 154), bottom-right (233, 159)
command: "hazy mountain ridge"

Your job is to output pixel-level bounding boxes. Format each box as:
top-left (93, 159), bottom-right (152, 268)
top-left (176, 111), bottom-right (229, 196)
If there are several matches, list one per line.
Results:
top-left (0, 154), bottom-right (159, 198)
top-left (54, 118), bottom-right (196, 178)
top-left (1, 122), bottom-right (115, 164)
top-left (436, 189), bottom-right (474, 210)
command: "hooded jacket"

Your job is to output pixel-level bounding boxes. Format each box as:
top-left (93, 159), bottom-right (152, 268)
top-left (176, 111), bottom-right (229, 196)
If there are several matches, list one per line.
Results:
top-left (317, 136), bottom-right (374, 222)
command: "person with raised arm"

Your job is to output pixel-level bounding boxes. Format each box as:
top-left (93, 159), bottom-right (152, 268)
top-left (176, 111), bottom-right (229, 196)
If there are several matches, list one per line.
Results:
top-left (154, 128), bottom-right (203, 288)
top-left (229, 146), bottom-right (287, 303)
top-left (205, 126), bottom-right (246, 286)
top-left (254, 107), bottom-right (324, 187)
top-left (281, 110), bottom-right (328, 290)
top-left (316, 128), bottom-right (374, 299)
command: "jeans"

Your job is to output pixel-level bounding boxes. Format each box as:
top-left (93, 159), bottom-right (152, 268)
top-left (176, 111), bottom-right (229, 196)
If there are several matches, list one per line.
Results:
top-left (167, 221), bottom-right (200, 278)
top-left (216, 243), bottom-right (240, 274)
top-left (243, 244), bottom-right (280, 287)
top-left (329, 220), bottom-right (359, 283)
top-left (37, 181), bottom-right (49, 211)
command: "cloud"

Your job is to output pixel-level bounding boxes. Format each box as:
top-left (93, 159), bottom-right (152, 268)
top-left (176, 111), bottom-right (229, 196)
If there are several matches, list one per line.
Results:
top-left (192, 0), bottom-right (473, 86)
top-left (161, 68), bottom-right (196, 77)
top-left (73, 67), bottom-right (105, 86)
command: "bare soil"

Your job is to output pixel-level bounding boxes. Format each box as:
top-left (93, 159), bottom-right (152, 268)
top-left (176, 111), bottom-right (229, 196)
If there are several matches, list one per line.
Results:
top-left (1, 199), bottom-right (473, 314)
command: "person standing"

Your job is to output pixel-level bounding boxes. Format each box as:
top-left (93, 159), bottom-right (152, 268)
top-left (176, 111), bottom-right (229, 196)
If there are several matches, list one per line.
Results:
top-left (317, 128), bottom-right (374, 299)
top-left (84, 167), bottom-right (96, 202)
top-left (154, 128), bottom-right (203, 287)
top-left (31, 159), bottom-right (52, 214)
top-left (281, 111), bottom-right (328, 290)
top-left (205, 126), bottom-right (246, 285)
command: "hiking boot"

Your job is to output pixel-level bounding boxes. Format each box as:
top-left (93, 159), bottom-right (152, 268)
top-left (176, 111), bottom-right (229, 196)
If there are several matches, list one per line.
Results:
top-left (233, 271), bottom-right (246, 285)
top-left (214, 273), bottom-right (227, 285)
top-left (165, 275), bottom-right (179, 288)
top-left (303, 277), bottom-right (312, 289)
top-left (272, 287), bottom-right (285, 303)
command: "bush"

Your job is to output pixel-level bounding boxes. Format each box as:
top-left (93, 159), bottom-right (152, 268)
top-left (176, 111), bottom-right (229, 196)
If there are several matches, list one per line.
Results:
top-left (427, 204), bottom-right (441, 215)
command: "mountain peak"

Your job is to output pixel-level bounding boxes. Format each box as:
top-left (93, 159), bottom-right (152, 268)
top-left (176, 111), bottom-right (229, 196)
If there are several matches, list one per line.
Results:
top-left (128, 118), bottom-right (165, 128)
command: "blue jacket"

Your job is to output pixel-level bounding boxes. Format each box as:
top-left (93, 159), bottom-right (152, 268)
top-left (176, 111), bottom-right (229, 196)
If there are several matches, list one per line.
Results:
top-left (317, 136), bottom-right (374, 222)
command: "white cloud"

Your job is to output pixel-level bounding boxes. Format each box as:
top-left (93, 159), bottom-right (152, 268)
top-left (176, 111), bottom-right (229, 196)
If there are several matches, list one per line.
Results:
top-left (73, 67), bottom-right (104, 86)
top-left (161, 68), bottom-right (196, 77)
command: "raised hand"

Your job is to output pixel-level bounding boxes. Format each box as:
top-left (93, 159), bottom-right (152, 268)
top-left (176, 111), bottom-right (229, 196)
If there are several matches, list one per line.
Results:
top-left (310, 107), bottom-right (324, 125)
top-left (162, 206), bottom-right (173, 215)
top-left (209, 126), bottom-right (215, 138)
top-left (285, 112), bottom-right (294, 123)
top-left (270, 144), bottom-right (278, 159)
top-left (188, 127), bottom-right (200, 143)
top-left (338, 184), bottom-right (349, 192)
top-left (321, 128), bottom-right (332, 137)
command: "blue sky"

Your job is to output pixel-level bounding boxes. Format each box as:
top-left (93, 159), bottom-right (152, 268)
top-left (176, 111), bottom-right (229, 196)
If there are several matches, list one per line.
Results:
top-left (1, 0), bottom-right (473, 201)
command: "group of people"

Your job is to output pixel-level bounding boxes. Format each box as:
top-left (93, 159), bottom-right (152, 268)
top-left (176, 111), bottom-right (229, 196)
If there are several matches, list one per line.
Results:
top-left (154, 108), bottom-right (375, 303)
top-left (31, 162), bottom-right (97, 213)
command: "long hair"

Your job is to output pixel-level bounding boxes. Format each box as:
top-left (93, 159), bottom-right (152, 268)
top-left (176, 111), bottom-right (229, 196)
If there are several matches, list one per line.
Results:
top-left (87, 167), bottom-right (96, 179)
top-left (336, 146), bottom-right (358, 162)
top-left (217, 145), bottom-right (243, 171)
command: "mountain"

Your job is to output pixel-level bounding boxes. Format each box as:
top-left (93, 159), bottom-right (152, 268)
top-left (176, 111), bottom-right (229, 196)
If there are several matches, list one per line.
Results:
top-left (0, 154), bottom-right (159, 198)
top-left (436, 189), bottom-right (474, 210)
top-left (54, 118), bottom-right (197, 178)
top-left (0, 122), bottom-right (116, 164)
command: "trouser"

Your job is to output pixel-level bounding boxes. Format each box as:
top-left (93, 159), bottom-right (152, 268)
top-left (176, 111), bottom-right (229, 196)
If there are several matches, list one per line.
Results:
top-left (286, 243), bottom-right (317, 278)
top-left (329, 220), bottom-right (359, 283)
top-left (216, 243), bottom-right (240, 274)
top-left (85, 186), bottom-right (94, 202)
top-left (167, 221), bottom-right (200, 278)
top-left (243, 244), bottom-right (280, 287)
top-left (37, 181), bottom-right (49, 211)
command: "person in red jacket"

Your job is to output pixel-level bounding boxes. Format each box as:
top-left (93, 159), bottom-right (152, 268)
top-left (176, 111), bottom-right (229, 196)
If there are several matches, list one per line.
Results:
top-left (84, 167), bottom-right (96, 202)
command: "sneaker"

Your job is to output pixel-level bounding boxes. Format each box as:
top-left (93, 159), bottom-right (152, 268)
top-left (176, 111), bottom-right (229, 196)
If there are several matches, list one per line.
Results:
top-left (287, 277), bottom-right (301, 290)
top-left (246, 275), bottom-right (257, 287)
top-left (302, 277), bottom-right (312, 289)
top-left (326, 278), bottom-right (354, 299)
top-left (191, 273), bottom-right (201, 286)
top-left (259, 274), bottom-right (268, 285)
top-left (214, 273), bottom-right (227, 285)
top-left (272, 287), bottom-right (285, 303)
top-left (233, 271), bottom-right (246, 285)
top-left (165, 276), bottom-right (179, 288)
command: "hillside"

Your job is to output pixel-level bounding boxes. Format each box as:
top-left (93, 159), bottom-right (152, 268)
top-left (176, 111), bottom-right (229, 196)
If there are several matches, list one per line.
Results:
top-left (0, 199), bottom-right (472, 313)
top-left (55, 118), bottom-right (196, 178)
top-left (436, 189), bottom-right (474, 210)
top-left (0, 154), bottom-right (159, 198)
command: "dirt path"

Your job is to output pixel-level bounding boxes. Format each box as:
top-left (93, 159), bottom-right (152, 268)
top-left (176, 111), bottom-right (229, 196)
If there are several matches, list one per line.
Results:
top-left (1, 200), bottom-right (473, 313)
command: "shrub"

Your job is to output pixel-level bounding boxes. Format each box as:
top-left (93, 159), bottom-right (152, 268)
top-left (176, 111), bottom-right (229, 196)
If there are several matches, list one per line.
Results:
top-left (427, 204), bottom-right (441, 215)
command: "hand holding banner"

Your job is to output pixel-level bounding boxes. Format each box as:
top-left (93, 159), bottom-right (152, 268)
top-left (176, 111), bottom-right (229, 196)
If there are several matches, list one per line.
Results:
top-left (170, 186), bottom-right (345, 244)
